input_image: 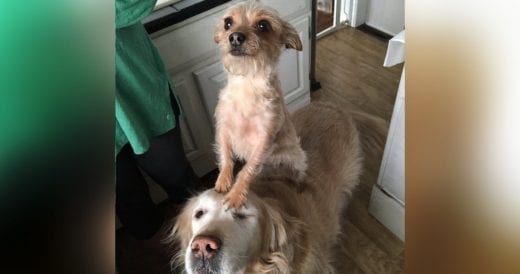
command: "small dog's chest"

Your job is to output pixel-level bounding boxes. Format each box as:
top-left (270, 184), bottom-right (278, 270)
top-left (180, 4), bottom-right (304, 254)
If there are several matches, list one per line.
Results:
top-left (218, 77), bottom-right (279, 117)
top-left (220, 77), bottom-right (275, 111)
top-left (216, 77), bottom-right (280, 159)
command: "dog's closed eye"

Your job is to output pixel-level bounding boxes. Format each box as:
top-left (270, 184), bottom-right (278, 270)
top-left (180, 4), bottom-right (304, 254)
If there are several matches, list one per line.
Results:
top-left (232, 212), bottom-right (248, 220)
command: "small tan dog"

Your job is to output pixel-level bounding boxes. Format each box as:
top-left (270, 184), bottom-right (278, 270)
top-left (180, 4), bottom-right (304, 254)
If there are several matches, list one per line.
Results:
top-left (213, 1), bottom-right (307, 208)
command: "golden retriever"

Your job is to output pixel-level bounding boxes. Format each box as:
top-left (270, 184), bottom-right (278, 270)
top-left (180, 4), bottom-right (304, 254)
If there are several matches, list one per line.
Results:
top-left (168, 102), bottom-right (363, 273)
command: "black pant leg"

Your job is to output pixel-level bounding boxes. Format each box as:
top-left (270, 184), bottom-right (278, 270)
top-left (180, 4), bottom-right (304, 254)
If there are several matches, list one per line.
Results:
top-left (134, 118), bottom-right (200, 205)
top-left (116, 144), bottom-right (163, 240)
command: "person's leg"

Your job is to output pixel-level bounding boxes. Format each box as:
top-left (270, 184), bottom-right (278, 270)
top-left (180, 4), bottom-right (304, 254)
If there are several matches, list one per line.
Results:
top-left (134, 121), bottom-right (200, 205)
top-left (116, 144), bottom-right (163, 240)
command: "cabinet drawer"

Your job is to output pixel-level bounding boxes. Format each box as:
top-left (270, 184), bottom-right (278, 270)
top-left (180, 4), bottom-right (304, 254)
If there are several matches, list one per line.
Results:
top-left (152, 6), bottom-right (224, 69)
top-left (192, 62), bottom-right (227, 125)
top-left (153, 0), bottom-right (309, 70)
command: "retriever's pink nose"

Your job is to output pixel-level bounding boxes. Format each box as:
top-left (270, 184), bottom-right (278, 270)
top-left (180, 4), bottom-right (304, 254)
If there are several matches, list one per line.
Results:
top-left (191, 235), bottom-right (221, 258)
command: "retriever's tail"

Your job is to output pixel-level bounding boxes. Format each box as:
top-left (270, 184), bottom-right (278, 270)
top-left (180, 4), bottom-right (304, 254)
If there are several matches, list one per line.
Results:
top-left (346, 108), bottom-right (388, 175)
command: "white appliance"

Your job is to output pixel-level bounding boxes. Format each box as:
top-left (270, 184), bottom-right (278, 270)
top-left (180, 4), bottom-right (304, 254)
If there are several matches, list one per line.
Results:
top-left (368, 30), bottom-right (405, 241)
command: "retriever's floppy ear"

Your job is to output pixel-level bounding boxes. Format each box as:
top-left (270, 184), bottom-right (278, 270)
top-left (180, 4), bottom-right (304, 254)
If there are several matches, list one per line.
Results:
top-left (165, 198), bottom-right (197, 249)
top-left (264, 203), bottom-right (289, 251)
top-left (252, 198), bottom-right (308, 273)
top-left (282, 22), bottom-right (302, 51)
top-left (251, 200), bottom-right (290, 273)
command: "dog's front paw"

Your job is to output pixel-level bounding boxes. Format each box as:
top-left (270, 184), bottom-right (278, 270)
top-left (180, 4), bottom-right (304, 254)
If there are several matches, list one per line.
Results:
top-left (214, 170), bottom-right (233, 193)
top-left (224, 189), bottom-right (247, 209)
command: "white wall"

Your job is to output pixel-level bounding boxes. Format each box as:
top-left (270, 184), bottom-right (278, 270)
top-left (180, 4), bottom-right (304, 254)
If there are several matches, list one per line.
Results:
top-left (340, 0), bottom-right (351, 23)
top-left (365, 0), bottom-right (404, 35)
top-left (349, 0), bottom-right (369, 27)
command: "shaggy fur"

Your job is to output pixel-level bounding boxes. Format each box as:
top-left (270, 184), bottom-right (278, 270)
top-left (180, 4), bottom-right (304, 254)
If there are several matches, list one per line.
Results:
top-left (168, 102), bottom-right (363, 274)
top-left (213, 1), bottom-right (307, 208)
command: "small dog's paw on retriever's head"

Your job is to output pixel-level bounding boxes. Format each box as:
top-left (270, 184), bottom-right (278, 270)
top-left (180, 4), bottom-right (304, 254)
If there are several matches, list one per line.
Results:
top-left (223, 187), bottom-right (248, 209)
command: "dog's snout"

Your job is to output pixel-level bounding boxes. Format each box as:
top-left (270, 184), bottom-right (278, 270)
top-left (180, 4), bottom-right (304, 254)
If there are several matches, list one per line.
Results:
top-left (191, 235), bottom-right (221, 259)
top-left (229, 32), bottom-right (246, 46)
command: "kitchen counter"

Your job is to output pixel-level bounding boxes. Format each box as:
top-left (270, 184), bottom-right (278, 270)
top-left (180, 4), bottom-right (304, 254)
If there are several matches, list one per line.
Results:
top-left (143, 0), bottom-right (231, 33)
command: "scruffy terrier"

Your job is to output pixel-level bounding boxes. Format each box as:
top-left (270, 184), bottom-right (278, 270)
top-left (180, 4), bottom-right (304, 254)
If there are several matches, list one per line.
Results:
top-left (213, 1), bottom-right (307, 208)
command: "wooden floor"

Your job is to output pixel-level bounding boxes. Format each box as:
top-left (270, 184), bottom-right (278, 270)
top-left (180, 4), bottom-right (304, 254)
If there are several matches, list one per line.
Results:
top-left (116, 26), bottom-right (404, 274)
top-left (314, 26), bottom-right (404, 273)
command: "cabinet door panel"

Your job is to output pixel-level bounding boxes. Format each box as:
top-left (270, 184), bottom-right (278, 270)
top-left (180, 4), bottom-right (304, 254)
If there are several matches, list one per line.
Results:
top-left (172, 79), bottom-right (202, 158)
top-left (173, 74), bottom-right (216, 176)
top-left (193, 62), bottom-right (227, 125)
top-left (279, 49), bottom-right (300, 97)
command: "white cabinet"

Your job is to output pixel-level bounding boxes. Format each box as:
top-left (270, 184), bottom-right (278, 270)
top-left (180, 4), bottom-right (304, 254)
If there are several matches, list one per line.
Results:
top-left (192, 62), bottom-right (227, 126)
top-left (170, 71), bottom-right (216, 176)
top-left (150, 1), bottom-right (311, 176)
top-left (377, 77), bottom-right (404, 202)
top-left (369, 31), bottom-right (405, 241)
top-left (369, 71), bottom-right (404, 241)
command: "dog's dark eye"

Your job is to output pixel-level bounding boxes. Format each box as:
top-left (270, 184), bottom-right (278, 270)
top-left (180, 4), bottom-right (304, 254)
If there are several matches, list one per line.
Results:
top-left (194, 209), bottom-right (205, 219)
top-left (224, 17), bottom-right (233, 30)
top-left (232, 212), bottom-right (247, 220)
top-left (256, 20), bottom-right (270, 32)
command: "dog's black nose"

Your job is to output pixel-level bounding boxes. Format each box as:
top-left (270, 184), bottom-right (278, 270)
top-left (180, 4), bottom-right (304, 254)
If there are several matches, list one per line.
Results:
top-left (229, 32), bottom-right (246, 46)
top-left (191, 235), bottom-right (221, 259)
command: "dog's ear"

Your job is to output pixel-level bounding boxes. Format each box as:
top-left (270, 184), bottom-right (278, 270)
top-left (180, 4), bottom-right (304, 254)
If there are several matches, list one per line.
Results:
top-left (251, 200), bottom-right (295, 273)
top-left (166, 198), bottom-right (196, 249)
top-left (261, 199), bottom-right (291, 252)
top-left (267, 207), bottom-right (289, 251)
top-left (282, 22), bottom-right (302, 51)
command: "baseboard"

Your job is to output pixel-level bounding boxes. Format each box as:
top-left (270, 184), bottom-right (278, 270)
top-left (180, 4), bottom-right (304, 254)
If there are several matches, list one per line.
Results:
top-left (287, 93), bottom-right (311, 113)
top-left (368, 185), bottom-right (405, 241)
top-left (356, 24), bottom-right (393, 40)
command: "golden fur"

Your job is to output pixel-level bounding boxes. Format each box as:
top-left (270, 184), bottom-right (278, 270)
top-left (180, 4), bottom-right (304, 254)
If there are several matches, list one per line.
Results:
top-left (213, 1), bottom-right (307, 208)
top-left (168, 102), bottom-right (363, 273)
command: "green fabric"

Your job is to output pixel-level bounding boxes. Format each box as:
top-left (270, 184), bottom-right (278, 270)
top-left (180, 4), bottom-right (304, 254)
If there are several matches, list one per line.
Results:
top-left (116, 0), bottom-right (156, 28)
top-left (115, 0), bottom-right (177, 155)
